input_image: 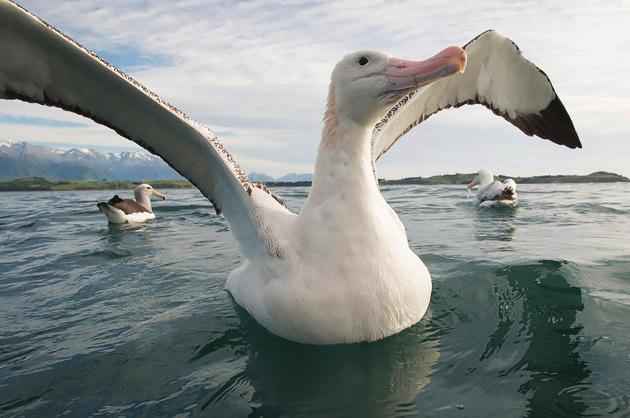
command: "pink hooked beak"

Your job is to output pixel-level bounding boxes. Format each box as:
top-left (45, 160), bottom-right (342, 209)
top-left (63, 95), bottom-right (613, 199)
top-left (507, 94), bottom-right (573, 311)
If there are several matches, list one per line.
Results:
top-left (383, 46), bottom-right (467, 92)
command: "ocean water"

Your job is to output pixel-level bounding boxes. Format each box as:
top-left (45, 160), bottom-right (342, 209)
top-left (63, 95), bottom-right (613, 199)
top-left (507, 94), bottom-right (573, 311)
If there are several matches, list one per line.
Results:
top-left (1, 183), bottom-right (630, 417)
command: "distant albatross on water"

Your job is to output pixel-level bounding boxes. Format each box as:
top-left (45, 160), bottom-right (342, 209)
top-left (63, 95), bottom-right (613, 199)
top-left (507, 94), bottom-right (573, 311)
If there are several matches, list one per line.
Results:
top-left (0, 0), bottom-right (581, 344)
top-left (97, 183), bottom-right (166, 224)
top-left (467, 169), bottom-right (518, 207)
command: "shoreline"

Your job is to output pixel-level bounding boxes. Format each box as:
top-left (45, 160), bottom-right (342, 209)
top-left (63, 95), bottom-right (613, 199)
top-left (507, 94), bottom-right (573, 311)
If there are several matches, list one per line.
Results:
top-left (0, 172), bottom-right (628, 192)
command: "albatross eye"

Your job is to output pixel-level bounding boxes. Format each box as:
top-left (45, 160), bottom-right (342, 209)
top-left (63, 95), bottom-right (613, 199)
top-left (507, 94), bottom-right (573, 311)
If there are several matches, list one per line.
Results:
top-left (358, 56), bottom-right (369, 66)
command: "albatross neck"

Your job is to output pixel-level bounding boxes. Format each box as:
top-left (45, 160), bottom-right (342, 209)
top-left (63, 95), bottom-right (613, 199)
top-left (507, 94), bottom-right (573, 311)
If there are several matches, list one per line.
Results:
top-left (134, 190), bottom-right (152, 212)
top-left (308, 114), bottom-right (378, 204)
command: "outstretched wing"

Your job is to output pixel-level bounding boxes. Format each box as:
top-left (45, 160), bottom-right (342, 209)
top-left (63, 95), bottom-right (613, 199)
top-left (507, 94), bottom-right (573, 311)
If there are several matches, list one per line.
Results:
top-left (372, 30), bottom-right (581, 162)
top-left (0, 0), bottom-right (289, 257)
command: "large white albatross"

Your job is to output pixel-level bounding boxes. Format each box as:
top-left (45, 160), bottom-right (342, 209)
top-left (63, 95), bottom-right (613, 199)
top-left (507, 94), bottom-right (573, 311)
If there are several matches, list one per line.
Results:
top-left (0, 1), bottom-right (581, 344)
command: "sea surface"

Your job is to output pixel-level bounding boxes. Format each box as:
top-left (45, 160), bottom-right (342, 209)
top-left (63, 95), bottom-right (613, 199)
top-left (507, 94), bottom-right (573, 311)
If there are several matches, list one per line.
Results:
top-left (1, 184), bottom-right (630, 417)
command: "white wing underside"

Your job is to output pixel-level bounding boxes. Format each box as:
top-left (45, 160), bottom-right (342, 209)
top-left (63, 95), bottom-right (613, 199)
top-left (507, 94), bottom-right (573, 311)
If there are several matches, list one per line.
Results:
top-left (372, 30), bottom-right (581, 164)
top-left (0, 0), bottom-right (290, 258)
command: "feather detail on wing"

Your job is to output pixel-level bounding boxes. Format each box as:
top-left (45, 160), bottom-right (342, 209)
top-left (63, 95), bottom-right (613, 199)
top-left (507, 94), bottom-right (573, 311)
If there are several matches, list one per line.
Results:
top-left (0, 0), bottom-right (289, 257)
top-left (502, 178), bottom-right (517, 193)
top-left (108, 195), bottom-right (150, 214)
top-left (477, 181), bottom-right (504, 203)
top-left (372, 30), bottom-right (581, 163)
top-left (477, 180), bottom-right (517, 204)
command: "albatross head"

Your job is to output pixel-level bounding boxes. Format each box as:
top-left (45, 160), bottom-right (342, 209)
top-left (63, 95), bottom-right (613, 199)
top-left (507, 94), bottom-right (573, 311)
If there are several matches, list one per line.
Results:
top-left (466, 169), bottom-right (494, 190)
top-left (329, 46), bottom-right (467, 126)
top-left (134, 183), bottom-right (166, 201)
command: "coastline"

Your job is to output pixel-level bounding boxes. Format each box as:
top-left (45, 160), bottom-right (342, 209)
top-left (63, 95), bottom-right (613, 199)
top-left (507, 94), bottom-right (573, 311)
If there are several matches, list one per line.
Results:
top-left (1, 171), bottom-right (628, 192)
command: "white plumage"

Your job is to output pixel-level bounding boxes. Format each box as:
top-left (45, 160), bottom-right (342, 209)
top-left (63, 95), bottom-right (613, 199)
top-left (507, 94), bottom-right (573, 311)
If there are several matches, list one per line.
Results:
top-left (467, 169), bottom-right (518, 208)
top-left (0, 1), bottom-right (580, 344)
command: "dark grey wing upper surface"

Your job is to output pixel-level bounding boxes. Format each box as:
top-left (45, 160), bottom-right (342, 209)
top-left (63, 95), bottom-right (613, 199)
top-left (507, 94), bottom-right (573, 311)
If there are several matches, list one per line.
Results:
top-left (108, 195), bottom-right (150, 214)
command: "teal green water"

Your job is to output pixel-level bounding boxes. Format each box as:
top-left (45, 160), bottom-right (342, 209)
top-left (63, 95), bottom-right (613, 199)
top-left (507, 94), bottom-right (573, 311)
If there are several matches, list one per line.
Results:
top-left (1, 184), bottom-right (630, 417)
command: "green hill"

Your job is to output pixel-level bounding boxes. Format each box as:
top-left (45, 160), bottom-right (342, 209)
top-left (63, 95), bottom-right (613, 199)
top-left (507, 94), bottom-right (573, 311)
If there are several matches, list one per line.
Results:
top-left (0, 172), bottom-right (627, 192)
top-left (0, 177), bottom-right (192, 192)
top-left (379, 171), bottom-right (630, 186)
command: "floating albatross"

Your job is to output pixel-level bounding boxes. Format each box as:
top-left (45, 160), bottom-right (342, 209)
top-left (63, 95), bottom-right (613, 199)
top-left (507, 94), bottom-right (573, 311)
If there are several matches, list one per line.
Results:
top-left (0, 1), bottom-right (581, 344)
top-left (97, 183), bottom-right (166, 224)
top-left (467, 169), bottom-right (518, 207)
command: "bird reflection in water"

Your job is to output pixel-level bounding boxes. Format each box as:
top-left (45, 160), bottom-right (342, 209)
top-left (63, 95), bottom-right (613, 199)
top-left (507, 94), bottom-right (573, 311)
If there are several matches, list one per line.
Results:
top-left (197, 306), bottom-right (440, 417)
top-left (473, 206), bottom-right (518, 245)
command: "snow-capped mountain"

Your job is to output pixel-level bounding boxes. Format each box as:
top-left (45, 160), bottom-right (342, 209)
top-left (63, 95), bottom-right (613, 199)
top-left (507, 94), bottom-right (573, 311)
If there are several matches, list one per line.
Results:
top-left (0, 141), bottom-right (181, 181)
top-left (0, 141), bottom-right (315, 183)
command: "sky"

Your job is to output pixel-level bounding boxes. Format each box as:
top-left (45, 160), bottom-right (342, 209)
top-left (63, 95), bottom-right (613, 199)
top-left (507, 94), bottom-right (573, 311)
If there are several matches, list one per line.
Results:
top-left (1, 0), bottom-right (629, 178)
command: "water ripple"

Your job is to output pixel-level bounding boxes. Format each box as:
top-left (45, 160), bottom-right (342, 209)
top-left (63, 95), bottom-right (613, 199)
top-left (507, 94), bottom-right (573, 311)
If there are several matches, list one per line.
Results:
top-left (0, 185), bottom-right (629, 416)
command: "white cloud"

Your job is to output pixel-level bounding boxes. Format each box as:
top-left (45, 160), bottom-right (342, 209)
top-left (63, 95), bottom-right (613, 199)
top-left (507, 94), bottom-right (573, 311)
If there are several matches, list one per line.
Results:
top-left (0, 119), bottom-right (134, 147)
top-left (3, 0), bottom-right (630, 177)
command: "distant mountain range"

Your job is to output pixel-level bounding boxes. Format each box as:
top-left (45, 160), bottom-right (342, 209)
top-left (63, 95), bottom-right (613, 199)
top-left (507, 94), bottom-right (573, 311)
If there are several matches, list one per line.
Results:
top-left (1, 141), bottom-right (627, 187)
top-left (0, 140), bottom-right (180, 181)
top-left (0, 141), bottom-right (313, 182)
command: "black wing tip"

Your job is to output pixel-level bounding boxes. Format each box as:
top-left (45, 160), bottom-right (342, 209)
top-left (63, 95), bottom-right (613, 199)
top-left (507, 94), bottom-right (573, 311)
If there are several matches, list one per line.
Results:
top-left (504, 95), bottom-right (581, 150)
top-left (542, 96), bottom-right (582, 149)
top-left (566, 135), bottom-right (583, 149)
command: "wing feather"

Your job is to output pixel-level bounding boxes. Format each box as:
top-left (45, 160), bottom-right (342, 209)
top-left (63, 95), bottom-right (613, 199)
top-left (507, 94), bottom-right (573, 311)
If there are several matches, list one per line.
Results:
top-left (108, 196), bottom-right (150, 215)
top-left (477, 181), bottom-right (508, 203)
top-left (372, 30), bottom-right (581, 162)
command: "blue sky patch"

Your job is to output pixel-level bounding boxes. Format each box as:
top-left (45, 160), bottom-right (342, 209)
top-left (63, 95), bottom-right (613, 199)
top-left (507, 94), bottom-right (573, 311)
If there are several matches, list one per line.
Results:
top-left (95, 46), bottom-right (171, 71)
top-left (0, 114), bottom-right (87, 128)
